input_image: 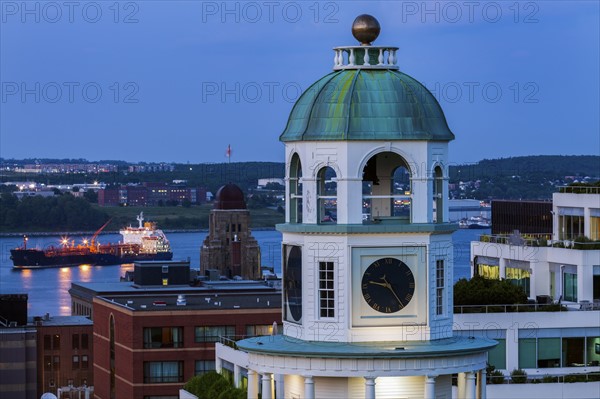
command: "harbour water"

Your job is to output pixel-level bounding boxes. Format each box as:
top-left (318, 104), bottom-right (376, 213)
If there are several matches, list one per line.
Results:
top-left (0, 229), bottom-right (486, 316)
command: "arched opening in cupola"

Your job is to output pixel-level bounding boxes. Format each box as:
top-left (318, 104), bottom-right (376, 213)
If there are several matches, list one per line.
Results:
top-left (433, 166), bottom-right (444, 223)
top-left (317, 166), bottom-right (337, 224)
top-left (362, 152), bottom-right (412, 223)
top-left (289, 154), bottom-right (303, 224)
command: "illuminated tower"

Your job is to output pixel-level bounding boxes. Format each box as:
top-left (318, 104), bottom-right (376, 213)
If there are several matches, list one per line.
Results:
top-left (219, 15), bottom-right (495, 399)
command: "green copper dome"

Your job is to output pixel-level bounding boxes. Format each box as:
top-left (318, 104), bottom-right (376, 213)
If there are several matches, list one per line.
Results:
top-left (280, 69), bottom-right (455, 142)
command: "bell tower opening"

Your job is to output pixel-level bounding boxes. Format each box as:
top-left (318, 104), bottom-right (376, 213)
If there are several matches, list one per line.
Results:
top-left (317, 166), bottom-right (337, 224)
top-left (434, 165), bottom-right (444, 223)
top-left (362, 151), bottom-right (412, 223)
top-left (289, 153), bottom-right (303, 224)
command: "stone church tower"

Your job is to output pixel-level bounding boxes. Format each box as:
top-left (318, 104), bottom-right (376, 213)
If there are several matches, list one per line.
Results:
top-left (200, 183), bottom-right (260, 279)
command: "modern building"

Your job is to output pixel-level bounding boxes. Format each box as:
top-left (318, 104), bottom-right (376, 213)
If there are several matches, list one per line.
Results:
top-left (216, 15), bottom-right (495, 399)
top-left (200, 183), bottom-right (261, 279)
top-left (458, 185), bottom-right (600, 397)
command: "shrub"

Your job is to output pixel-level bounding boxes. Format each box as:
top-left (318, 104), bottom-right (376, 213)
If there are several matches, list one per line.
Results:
top-left (542, 375), bottom-right (558, 383)
top-left (510, 369), bottom-right (527, 384)
top-left (489, 370), bottom-right (505, 384)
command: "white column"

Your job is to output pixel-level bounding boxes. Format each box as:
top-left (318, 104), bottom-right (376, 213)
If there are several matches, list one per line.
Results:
top-left (424, 375), bottom-right (436, 399)
top-left (457, 372), bottom-right (466, 398)
top-left (465, 372), bottom-right (476, 399)
top-left (476, 369), bottom-right (487, 399)
top-left (304, 375), bottom-right (315, 399)
top-left (233, 364), bottom-right (241, 388)
top-left (261, 373), bottom-right (273, 399)
top-left (215, 356), bottom-right (223, 373)
top-left (247, 370), bottom-right (258, 399)
top-left (364, 376), bottom-right (376, 399)
top-left (275, 374), bottom-right (285, 399)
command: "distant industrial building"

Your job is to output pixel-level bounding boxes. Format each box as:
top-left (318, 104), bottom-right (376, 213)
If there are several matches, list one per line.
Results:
top-left (97, 183), bottom-right (207, 206)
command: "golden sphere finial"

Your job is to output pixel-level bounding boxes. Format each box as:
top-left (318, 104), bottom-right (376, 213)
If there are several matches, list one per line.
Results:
top-left (352, 14), bottom-right (381, 45)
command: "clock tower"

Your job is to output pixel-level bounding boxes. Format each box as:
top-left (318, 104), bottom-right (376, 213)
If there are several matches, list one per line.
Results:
top-left (219, 15), bottom-right (496, 399)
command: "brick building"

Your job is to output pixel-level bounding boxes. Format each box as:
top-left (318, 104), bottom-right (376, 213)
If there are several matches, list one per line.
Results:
top-left (200, 183), bottom-right (261, 279)
top-left (35, 315), bottom-right (94, 397)
top-left (91, 290), bottom-right (280, 399)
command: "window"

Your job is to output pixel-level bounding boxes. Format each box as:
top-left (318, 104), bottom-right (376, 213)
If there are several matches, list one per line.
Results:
top-left (72, 355), bottom-right (80, 370)
top-left (518, 338), bottom-right (536, 369)
top-left (52, 334), bottom-right (60, 350)
top-left (143, 327), bottom-right (183, 349)
top-left (44, 355), bottom-right (52, 371)
top-left (81, 334), bottom-right (89, 350)
top-left (433, 166), bottom-right (444, 223)
top-left (506, 265), bottom-right (531, 297)
top-left (53, 355), bottom-right (60, 370)
top-left (143, 361), bottom-right (183, 383)
top-left (194, 326), bottom-right (235, 343)
top-left (245, 325), bottom-right (277, 337)
top-left (488, 339), bottom-right (506, 370)
top-left (319, 262), bottom-right (335, 318)
top-left (44, 335), bottom-right (51, 350)
top-left (564, 272), bottom-right (578, 302)
top-left (538, 338), bottom-right (561, 368)
top-left (72, 334), bottom-right (79, 350)
top-left (195, 360), bottom-right (216, 375)
top-left (563, 337), bottom-right (585, 367)
top-left (436, 259), bottom-right (445, 316)
top-left (82, 355), bottom-right (89, 369)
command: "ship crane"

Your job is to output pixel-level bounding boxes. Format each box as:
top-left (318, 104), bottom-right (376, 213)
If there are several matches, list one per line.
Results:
top-left (90, 218), bottom-right (113, 247)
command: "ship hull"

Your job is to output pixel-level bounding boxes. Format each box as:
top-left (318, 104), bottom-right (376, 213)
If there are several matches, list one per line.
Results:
top-left (10, 248), bottom-right (173, 269)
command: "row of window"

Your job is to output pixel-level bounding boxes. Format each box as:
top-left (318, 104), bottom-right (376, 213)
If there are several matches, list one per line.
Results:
top-left (43, 355), bottom-right (89, 371)
top-left (143, 325), bottom-right (277, 348)
top-left (487, 336), bottom-right (600, 370)
top-left (143, 360), bottom-right (216, 384)
top-left (43, 333), bottom-right (89, 351)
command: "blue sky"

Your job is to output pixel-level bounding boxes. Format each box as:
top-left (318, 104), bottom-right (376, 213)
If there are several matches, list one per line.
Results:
top-left (1, 1), bottom-right (599, 164)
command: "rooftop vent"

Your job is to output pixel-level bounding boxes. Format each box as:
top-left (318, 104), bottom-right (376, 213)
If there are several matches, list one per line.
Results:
top-left (152, 301), bottom-right (167, 307)
top-left (176, 295), bottom-right (186, 306)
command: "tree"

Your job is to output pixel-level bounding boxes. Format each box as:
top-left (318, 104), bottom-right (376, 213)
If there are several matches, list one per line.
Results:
top-left (454, 275), bottom-right (528, 306)
top-left (183, 372), bottom-right (246, 399)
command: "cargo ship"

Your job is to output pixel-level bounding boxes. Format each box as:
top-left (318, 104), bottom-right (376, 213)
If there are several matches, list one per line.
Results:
top-left (10, 213), bottom-right (173, 269)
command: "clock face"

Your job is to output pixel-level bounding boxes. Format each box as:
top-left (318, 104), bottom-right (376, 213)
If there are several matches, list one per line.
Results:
top-left (284, 245), bottom-right (302, 322)
top-left (361, 257), bottom-right (415, 314)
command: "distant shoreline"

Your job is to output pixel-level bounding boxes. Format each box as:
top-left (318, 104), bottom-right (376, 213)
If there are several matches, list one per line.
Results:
top-left (0, 227), bottom-right (277, 238)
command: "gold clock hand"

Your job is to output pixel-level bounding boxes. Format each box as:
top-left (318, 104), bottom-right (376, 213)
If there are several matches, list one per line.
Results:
top-left (379, 275), bottom-right (402, 304)
top-left (369, 281), bottom-right (388, 287)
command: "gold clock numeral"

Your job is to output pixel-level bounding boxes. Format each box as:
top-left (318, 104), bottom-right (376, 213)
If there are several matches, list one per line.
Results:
top-left (385, 306), bottom-right (391, 313)
top-left (405, 293), bottom-right (413, 302)
top-left (409, 282), bottom-right (415, 288)
top-left (364, 293), bottom-right (371, 301)
top-left (372, 303), bottom-right (380, 311)
top-left (405, 269), bottom-right (413, 276)
top-left (384, 258), bottom-right (393, 264)
top-left (362, 283), bottom-right (367, 290)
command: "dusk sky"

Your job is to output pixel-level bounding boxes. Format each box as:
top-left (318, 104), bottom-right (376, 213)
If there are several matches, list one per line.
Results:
top-left (1, 1), bottom-right (599, 164)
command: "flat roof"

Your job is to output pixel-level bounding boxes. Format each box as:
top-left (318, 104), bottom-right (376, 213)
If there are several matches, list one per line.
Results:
top-left (96, 291), bottom-right (281, 312)
top-left (31, 315), bottom-right (93, 327)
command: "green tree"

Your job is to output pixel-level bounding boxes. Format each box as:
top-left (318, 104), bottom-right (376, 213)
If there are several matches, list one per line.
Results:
top-left (454, 275), bottom-right (528, 306)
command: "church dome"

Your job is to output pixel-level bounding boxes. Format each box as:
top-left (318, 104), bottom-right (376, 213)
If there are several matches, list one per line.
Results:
top-left (280, 69), bottom-right (455, 142)
top-left (214, 183), bottom-right (247, 210)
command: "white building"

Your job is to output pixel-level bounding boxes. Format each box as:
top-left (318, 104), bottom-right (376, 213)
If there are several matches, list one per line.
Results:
top-left (456, 185), bottom-right (600, 397)
top-left (215, 15), bottom-right (494, 399)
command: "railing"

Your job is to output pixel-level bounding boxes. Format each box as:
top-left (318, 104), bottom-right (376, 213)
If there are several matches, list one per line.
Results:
top-left (558, 185), bottom-right (600, 194)
top-left (453, 303), bottom-right (574, 314)
top-left (484, 371), bottom-right (600, 385)
top-left (333, 46), bottom-right (399, 70)
top-left (479, 234), bottom-right (600, 249)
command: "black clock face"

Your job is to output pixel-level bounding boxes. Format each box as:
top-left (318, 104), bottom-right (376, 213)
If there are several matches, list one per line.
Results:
top-left (284, 246), bottom-right (302, 322)
top-left (361, 257), bottom-right (415, 314)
